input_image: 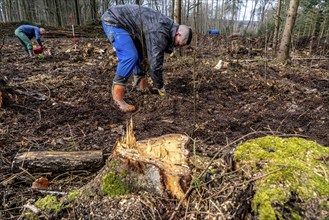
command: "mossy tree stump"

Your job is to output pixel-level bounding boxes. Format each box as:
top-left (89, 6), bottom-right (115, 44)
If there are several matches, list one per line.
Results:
top-left (81, 119), bottom-right (191, 201)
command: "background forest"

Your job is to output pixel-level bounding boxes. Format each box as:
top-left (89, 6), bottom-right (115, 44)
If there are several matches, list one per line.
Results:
top-left (1, 0), bottom-right (328, 37)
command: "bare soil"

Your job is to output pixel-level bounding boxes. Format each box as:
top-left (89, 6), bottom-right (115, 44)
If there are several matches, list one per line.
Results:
top-left (0, 23), bottom-right (328, 219)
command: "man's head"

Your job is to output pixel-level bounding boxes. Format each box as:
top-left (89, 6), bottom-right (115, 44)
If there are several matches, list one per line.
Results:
top-left (174, 25), bottom-right (192, 47)
top-left (40, 28), bottom-right (46, 35)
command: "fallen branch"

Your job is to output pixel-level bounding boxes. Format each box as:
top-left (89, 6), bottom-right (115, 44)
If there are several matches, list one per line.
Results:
top-left (292, 57), bottom-right (329, 60)
top-left (12, 150), bottom-right (104, 173)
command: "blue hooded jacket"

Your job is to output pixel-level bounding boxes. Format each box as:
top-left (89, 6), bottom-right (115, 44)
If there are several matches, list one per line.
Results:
top-left (18, 25), bottom-right (42, 47)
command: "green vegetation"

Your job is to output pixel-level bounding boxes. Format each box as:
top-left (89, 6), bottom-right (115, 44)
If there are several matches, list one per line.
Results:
top-left (234, 136), bottom-right (329, 220)
top-left (101, 172), bottom-right (129, 197)
top-left (67, 190), bottom-right (81, 201)
top-left (34, 195), bottom-right (61, 214)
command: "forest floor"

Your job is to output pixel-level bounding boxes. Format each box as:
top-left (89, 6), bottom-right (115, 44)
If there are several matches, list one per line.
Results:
top-left (0, 23), bottom-right (328, 219)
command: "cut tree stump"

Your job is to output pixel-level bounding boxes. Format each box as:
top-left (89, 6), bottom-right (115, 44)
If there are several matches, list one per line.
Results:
top-left (12, 150), bottom-right (104, 173)
top-left (80, 119), bottom-right (192, 202)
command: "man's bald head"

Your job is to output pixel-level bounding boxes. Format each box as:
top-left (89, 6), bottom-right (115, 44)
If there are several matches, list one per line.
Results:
top-left (40, 28), bottom-right (46, 35)
top-left (174, 25), bottom-right (192, 47)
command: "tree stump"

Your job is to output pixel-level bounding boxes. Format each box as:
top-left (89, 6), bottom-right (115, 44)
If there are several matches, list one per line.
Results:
top-left (81, 119), bottom-right (191, 202)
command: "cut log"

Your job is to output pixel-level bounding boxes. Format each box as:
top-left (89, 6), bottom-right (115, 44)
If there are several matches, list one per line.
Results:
top-left (12, 150), bottom-right (104, 173)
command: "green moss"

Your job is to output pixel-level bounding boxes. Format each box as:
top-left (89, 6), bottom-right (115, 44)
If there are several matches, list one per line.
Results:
top-left (67, 190), bottom-right (81, 201)
top-left (34, 195), bottom-right (61, 214)
top-left (234, 136), bottom-right (329, 220)
top-left (21, 211), bottom-right (39, 220)
top-left (101, 172), bottom-right (129, 197)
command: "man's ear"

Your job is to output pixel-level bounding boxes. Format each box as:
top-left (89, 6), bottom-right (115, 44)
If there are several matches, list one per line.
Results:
top-left (175, 32), bottom-right (181, 36)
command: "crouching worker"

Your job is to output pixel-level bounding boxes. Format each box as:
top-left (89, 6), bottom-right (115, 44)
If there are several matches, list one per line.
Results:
top-left (15, 25), bottom-right (46, 58)
top-left (101, 5), bottom-right (192, 112)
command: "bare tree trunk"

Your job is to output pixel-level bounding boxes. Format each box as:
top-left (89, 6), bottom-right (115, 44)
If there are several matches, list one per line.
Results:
top-left (242, 0), bottom-right (248, 22)
top-left (16, 0), bottom-right (23, 21)
top-left (309, 9), bottom-right (321, 55)
top-left (74, 0), bottom-right (80, 25)
top-left (259, 0), bottom-right (270, 24)
top-left (272, 0), bottom-right (282, 54)
top-left (277, 0), bottom-right (300, 62)
top-left (184, 0), bottom-right (189, 23)
top-left (1, 0), bottom-right (7, 22)
top-left (245, 0), bottom-right (259, 33)
top-left (231, 0), bottom-right (236, 34)
top-left (215, 0), bottom-right (219, 29)
top-left (319, 15), bottom-right (328, 39)
top-left (90, 0), bottom-right (97, 23)
top-left (211, 0), bottom-right (214, 28)
top-left (200, 1), bottom-right (203, 33)
top-left (205, 0), bottom-right (209, 30)
top-left (221, 0), bottom-right (225, 32)
top-left (174, 0), bottom-right (181, 23)
top-left (172, 0), bottom-right (175, 19)
top-left (54, 0), bottom-right (62, 27)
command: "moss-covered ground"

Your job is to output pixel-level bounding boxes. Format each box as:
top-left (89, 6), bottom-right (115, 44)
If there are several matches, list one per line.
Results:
top-left (234, 136), bottom-right (329, 220)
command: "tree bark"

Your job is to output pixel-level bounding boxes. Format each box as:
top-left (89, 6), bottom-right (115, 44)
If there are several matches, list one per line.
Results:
top-left (74, 0), bottom-right (80, 25)
top-left (245, 0), bottom-right (259, 33)
top-left (309, 9), bottom-right (321, 55)
top-left (272, 0), bottom-right (282, 54)
top-left (174, 0), bottom-right (182, 24)
top-left (277, 0), bottom-right (300, 62)
top-left (54, 0), bottom-right (62, 27)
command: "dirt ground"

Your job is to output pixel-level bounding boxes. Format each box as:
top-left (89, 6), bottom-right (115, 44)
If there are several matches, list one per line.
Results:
top-left (0, 23), bottom-right (328, 219)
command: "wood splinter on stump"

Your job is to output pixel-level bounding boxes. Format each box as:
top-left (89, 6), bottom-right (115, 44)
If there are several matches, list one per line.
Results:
top-left (111, 118), bottom-right (191, 201)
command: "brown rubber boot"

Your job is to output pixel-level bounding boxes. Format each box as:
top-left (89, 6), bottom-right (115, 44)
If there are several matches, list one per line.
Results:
top-left (138, 77), bottom-right (147, 92)
top-left (112, 84), bottom-right (136, 112)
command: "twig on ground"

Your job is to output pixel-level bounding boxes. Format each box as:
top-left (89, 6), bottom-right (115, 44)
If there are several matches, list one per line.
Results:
top-left (37, 190), bottom-right (67, 196)
top-left (23, 203), bottom-right (40, 214)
